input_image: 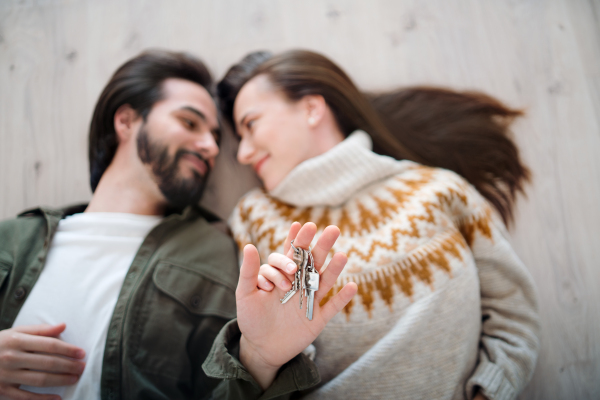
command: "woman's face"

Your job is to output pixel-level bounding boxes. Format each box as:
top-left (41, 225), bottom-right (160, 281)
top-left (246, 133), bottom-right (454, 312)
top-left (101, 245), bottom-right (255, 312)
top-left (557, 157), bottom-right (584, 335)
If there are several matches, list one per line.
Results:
top-left (233, 75), bottom-right (318, 191)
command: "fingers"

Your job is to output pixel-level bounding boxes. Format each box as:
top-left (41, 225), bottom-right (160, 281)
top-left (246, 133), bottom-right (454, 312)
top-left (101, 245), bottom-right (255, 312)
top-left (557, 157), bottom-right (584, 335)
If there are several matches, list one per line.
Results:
top-left (13, 335), bottom-right (85, 360)
top-left (319, 282), bottom-right (358, 323)
top-left (285, 223), bottom-right (317, 259)
top-left (284, 224), bottom-right (340, 272)
top-left (282, 222), bottom-right (302, 255)
top-left (257, 275), bottom-right (275, 291)
top-left (12, 324), bottom-right (66, 338)
top-left (0, 385), bottom-right (61, 400)
top-left (237, 244), bottom-right (262, 297)
top-left (9, 353), bottom-right (85, 376)
top-left (311, 225), bottom-right (340, 270)
top-left (314, 252), bottom-right (348, 304)
top-left (3, 368), bottom-right (79, 387)
top-left (267, 253), bottom-right (297, 275)
top-left (259, 253), bottom-right (297, 292)
top-left (259, 264), bottom-right (292, 292)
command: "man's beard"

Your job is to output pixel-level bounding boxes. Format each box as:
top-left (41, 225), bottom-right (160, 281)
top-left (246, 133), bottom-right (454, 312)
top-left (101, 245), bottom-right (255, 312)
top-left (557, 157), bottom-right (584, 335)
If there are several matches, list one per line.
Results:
top-left (136, 124), bottom-right (210, 209)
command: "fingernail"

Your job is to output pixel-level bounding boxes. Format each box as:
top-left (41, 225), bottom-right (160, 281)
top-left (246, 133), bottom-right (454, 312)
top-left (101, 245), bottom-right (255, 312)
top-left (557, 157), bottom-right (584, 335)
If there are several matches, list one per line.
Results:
top-left (281, 280), bottom-right (291, 290)
top-left (70, 375), bottom-right (79, 383)
top-left (76, 350), bottom-right (86, 358)
top-left (258, 276), bottom-right (272, 289)
top-left (286, 262), bottom-right (296, 274)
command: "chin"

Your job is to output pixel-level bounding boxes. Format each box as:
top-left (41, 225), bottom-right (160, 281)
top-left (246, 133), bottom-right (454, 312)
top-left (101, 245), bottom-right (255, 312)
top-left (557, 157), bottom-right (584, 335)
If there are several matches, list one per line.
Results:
top-left (262, 177), bottom-right (280, 192)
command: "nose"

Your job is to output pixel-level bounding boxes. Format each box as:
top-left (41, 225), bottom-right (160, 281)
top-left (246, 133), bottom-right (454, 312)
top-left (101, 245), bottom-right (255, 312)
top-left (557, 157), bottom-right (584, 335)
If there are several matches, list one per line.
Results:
top-left (193, 130), bottom-right (219, 163)
top-left (236, 136), bottom-right (254, 165)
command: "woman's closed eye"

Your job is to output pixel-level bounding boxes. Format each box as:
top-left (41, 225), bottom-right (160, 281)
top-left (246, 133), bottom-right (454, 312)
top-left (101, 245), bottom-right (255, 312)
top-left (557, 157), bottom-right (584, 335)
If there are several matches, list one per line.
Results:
top-left (246, 118), bottom-right (256, 131)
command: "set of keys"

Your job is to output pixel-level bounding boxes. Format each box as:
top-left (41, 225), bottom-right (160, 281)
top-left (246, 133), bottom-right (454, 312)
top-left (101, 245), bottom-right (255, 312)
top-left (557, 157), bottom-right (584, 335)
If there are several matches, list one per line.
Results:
top-left (280, 240), bottom-right (320, 320)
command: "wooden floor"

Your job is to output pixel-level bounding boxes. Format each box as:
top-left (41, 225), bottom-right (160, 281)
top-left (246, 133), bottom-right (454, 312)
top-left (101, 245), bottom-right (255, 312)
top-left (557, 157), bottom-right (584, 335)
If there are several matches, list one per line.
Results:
top-left (1, 0), bottom-right (599, 398)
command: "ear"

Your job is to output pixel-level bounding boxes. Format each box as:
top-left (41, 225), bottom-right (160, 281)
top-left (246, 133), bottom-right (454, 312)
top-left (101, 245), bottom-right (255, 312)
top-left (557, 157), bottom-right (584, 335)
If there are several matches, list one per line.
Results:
top-left (303, 95), bottom-right (327, 128)
top-left (114, 104), bottom-right (141, 143)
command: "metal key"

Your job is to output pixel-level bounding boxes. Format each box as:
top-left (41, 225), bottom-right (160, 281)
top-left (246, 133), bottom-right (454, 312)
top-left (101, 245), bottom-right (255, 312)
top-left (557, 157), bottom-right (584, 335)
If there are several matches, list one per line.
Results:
top-left (281, 240), bottom-right (320, 321)
top-left (300, 252), bottom-right (311, 309)
top-left (305, 274), bottom-right (319, 320)
top-left (298, 246), bottom-right (308, 310)
top-left (280, 264), bottom-right (301, 304)
top-left (280, 240), bottom-right (305, 304)
top-left (304, 253), bottom-right (320, 320)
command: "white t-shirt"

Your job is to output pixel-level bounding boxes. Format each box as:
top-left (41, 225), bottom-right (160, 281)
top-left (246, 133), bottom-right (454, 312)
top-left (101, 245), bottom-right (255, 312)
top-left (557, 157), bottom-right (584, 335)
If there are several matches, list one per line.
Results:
top-left (12, 212), bottom-right (162, 400)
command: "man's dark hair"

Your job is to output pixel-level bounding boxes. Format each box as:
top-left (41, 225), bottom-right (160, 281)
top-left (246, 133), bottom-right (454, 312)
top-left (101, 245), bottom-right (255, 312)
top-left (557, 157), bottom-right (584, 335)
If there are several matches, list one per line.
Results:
top-left (88, 49), bottom-right (213, 192)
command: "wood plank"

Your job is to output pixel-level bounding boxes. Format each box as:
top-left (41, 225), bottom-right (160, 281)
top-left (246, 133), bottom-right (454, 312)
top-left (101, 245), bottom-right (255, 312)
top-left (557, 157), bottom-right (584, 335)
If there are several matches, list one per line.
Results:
top-left (0, 0), bottom-right (598, 397)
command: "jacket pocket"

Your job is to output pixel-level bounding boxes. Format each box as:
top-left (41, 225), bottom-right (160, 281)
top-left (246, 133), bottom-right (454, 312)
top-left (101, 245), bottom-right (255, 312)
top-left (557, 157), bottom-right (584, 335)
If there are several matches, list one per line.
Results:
top-left (152, 261), bottom-right (236, 320)
top-left (127, 261), bottom-right (236, 385)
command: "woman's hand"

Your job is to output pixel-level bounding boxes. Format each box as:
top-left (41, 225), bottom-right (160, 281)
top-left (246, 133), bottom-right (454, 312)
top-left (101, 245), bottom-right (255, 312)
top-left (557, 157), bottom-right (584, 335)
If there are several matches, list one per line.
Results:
top-left (236, 222), bottom-right (357, 390)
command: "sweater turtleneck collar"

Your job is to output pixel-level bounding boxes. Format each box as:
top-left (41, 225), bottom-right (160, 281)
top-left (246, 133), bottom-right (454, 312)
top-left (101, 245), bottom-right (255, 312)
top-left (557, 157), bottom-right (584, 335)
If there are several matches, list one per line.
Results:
top-left (268, 130), bottom-right (413, 208)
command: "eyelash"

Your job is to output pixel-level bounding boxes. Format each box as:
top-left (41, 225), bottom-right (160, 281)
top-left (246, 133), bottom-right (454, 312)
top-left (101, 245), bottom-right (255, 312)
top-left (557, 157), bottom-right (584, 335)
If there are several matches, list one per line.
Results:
top-left (182, 118), bottom-right (196, 129)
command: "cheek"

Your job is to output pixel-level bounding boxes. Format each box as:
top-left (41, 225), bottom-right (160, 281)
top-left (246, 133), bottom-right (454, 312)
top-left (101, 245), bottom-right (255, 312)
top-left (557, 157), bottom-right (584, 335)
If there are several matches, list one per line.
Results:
top-left (145, 119), bottom-right (185, 149)
top-left (269, 135), bottom-right (314, 180)
top-left (269, 115), bottom-right (311, 158)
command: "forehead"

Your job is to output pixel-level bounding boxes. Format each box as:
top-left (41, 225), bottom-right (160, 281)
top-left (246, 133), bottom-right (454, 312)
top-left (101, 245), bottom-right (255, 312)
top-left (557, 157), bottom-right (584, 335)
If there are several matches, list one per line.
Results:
top-left (234, 75), bottom-right (288, 118)
top-left (154, 78), bottom-right (218, 127)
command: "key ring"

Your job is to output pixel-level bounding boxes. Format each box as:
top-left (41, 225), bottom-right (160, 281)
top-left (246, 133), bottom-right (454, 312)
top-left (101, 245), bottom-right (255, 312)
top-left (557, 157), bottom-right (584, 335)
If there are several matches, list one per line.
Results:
top-left (290, 239), bottom-right (311, 253)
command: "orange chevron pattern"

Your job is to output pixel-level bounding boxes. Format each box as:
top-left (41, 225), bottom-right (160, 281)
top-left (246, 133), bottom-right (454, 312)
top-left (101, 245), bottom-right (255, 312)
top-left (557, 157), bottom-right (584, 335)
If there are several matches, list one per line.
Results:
top-left (232, 166), bottom-right (495, 318)
top-left (319, 231), bottom-right (469, 320)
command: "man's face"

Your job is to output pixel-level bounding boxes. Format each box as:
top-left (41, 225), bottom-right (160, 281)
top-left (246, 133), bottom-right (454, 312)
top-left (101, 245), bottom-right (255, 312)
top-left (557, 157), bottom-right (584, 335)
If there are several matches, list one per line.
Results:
top-left (136, 78), bottom-right (220, 209)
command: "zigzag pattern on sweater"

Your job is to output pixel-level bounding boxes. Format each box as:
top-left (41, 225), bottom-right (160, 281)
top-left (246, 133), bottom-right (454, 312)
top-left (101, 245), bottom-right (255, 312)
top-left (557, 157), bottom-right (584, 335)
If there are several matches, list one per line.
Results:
top-left (319, 229), bottom-right (468, 319)
top-left (232, 166), bottom-right (494, 317)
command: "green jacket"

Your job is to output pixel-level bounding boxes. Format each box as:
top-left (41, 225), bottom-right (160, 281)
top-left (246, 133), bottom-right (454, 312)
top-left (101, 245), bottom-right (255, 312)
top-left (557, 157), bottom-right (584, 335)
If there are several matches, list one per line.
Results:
top-left (0, 205), bottom-right (319, 400)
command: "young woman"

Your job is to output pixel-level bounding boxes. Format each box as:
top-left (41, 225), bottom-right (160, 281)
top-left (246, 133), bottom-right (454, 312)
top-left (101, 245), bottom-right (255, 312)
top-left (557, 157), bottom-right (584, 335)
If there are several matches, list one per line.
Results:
top-left (218, 50), bottom-right (540, 400)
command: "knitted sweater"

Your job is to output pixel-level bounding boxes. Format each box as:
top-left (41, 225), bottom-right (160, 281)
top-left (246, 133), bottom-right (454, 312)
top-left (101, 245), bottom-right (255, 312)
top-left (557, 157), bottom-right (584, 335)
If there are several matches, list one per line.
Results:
top-left (229, 131), bottom-right (540, 400)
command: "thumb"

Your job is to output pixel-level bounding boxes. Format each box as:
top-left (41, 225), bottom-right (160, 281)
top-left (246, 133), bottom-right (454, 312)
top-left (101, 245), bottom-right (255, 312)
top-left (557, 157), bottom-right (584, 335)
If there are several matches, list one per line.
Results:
top-left (12, 323), bottom-right (67, 337)
top-left (237, 244), bottom-right (261, 297)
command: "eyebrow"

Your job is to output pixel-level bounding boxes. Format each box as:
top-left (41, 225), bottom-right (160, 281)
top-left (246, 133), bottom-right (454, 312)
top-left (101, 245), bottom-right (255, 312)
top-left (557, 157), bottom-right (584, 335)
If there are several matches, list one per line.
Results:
top-left (180, 106), bottom-right (207, 122)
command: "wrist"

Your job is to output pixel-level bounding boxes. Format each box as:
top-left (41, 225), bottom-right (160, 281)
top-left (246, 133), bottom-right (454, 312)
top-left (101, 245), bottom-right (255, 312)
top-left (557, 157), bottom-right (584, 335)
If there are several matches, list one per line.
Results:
top-left (239, 335), bottom-right (280, 391)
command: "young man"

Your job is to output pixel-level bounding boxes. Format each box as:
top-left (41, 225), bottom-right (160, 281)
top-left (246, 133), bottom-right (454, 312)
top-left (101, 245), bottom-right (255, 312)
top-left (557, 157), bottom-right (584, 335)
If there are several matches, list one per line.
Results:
top-left (0, 50), bottom-right (356, 400)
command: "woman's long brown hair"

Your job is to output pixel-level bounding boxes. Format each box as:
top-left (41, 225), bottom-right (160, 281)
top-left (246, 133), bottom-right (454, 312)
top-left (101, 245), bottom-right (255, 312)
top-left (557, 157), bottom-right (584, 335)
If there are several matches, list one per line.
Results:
top-left (218, 50), bottom-right (530, 226)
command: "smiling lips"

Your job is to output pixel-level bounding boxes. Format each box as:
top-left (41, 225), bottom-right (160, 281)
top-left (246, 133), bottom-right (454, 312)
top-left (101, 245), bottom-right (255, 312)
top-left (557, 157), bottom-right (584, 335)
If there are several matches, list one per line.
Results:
top-left (253, 155), bottom-right (269, 175)
top-left (181, 153), bottom-right (208, 176)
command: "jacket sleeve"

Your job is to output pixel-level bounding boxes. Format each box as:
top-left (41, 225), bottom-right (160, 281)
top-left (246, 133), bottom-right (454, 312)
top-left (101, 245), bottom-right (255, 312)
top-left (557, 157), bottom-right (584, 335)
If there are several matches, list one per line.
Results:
top-left (459, 186), bottom-right (541, 400)
top-left (202, 319), bottom-right (320, 400)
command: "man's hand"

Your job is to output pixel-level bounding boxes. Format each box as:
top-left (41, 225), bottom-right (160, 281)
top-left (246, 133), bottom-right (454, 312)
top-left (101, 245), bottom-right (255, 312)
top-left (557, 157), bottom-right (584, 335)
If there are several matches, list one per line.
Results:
top-left (0, 323), bottom-right (85, 400)
top-left (236, 222), bottom-right (357, 390)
